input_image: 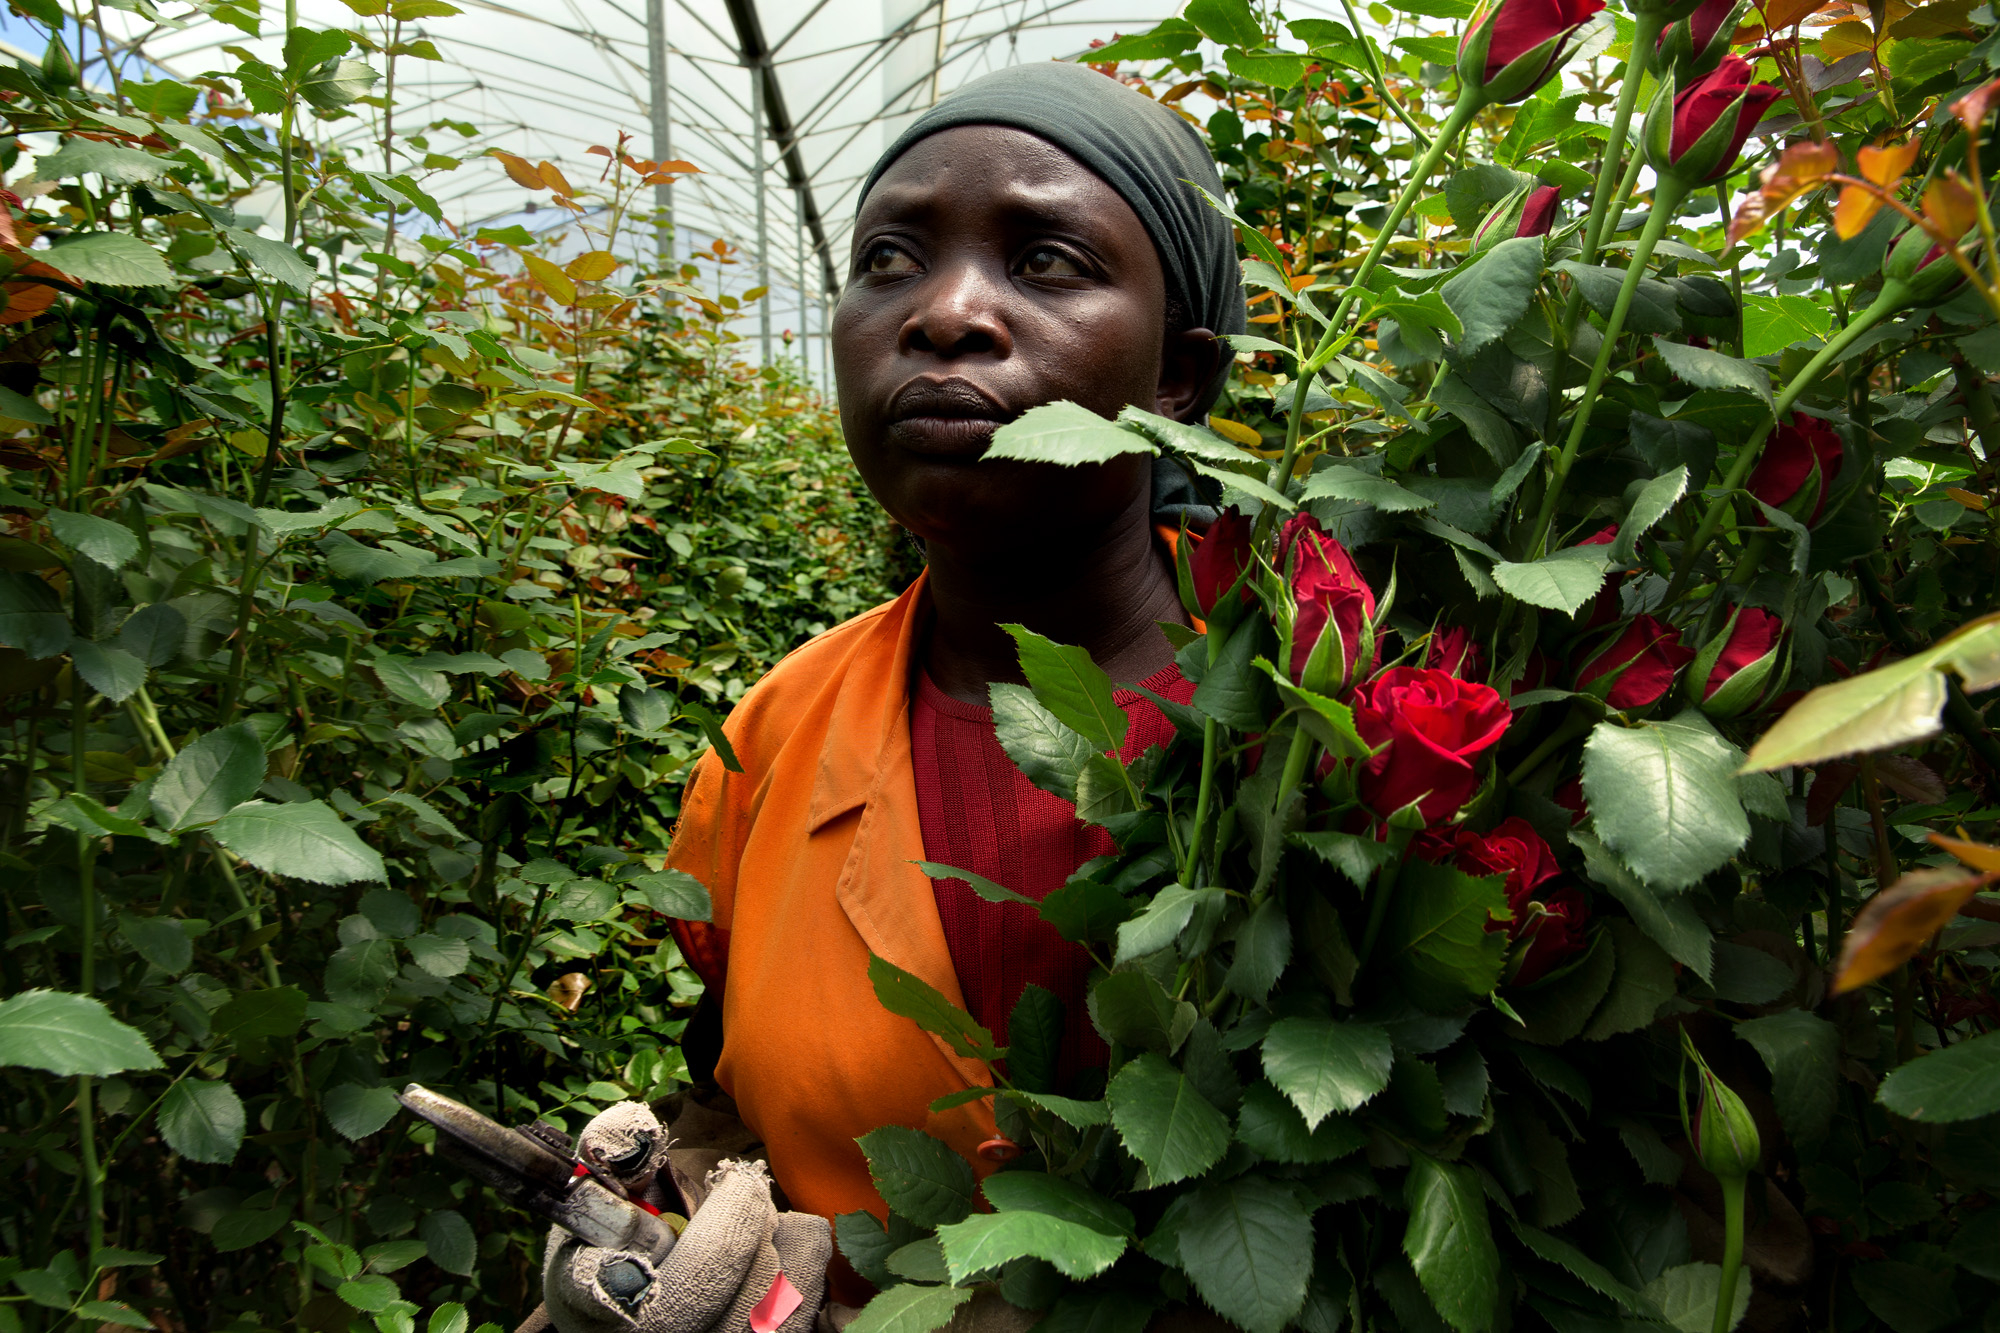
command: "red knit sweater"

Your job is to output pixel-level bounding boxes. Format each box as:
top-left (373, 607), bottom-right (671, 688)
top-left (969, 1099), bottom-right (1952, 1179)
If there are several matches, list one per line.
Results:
top-left (910, 662), bottom-right (1193, 1085)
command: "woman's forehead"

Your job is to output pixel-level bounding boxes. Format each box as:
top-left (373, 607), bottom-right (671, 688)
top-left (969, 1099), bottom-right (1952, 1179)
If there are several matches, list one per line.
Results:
top-left (857, 125), bottom-right (1144, 236)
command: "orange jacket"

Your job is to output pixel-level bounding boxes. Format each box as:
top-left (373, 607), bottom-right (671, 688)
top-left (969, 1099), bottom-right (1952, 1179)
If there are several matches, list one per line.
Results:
top-left (665, 571), bottom-right (1000, 1291)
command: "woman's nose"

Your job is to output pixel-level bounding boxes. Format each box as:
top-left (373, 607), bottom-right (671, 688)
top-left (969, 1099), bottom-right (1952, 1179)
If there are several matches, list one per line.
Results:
top-left (900, 259), bottom-right (1013, 360)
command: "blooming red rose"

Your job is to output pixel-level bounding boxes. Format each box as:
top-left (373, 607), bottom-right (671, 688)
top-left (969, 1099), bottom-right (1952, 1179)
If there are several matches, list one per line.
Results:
top-left (1746, 413), bottom-right (1842, 523)
top-left (1282, 513), bottom-right (1377, 692)
top-left (1664, 55), bottom-right (1783, 182)
top-left (1575, 615), bottom-right (1696, 709)
top-left (1517, 185), bottom-right (1562, 238)
top-left (1461, 0), bottom-right (1606, 102)
top-left (1704, 607), bottom-right (1782, 700)
top-left (1514, 886), bottom-right (1589, 985)
top-left (1426, 625), bottom-right (1487, 681)
top-left (1188, 507), bottom-right (1254, 618)
top-left (1353, 666), bottom-right (1511, 822)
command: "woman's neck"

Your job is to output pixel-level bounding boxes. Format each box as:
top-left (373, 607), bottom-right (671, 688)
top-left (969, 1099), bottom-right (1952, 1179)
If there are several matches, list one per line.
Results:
top-left (920, 490), bottom-right (1190, 704)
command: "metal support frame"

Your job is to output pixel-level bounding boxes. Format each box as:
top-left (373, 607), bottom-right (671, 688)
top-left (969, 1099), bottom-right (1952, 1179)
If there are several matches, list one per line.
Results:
top-left (722, 0), bottom-right (841, 299)
top-left (646, 0), bottom-right (674, 260)
top-left (752, 66), bottom-right (771, 365)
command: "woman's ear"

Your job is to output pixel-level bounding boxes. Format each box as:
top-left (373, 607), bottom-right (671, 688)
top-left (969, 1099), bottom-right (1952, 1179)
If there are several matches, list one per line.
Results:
top-left (1156, 326), bottom-right (1228, 423)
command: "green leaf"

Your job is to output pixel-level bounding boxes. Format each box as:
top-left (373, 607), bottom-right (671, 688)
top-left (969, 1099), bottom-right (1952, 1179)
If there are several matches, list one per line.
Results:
top-left (919, 860), bottom-right (1035, 906)
top-left (991, 682), bottom-right (1096, 803)
top-left (223, 227), bottom-right (316, 293)
top-left (119, 602), bottom-right (186, 667)
top-left (844, 1283), bottom-right (973, 1333)
top-left (1552, 261), bottom-right (1681, 335)
top-left (211, 986), bottom-right (308, 1042)
top-left (0, 989), bottom-right (162, 1077)
top-left (47, 509), bottom-right (139, 569)
top-left (325, 938), bottom-right (397, 1007)
top-left (1736, 1010), bottom-right (1838, 1143)
top-left (1442, 237), bottom-right (1543, 355)
top-left (1508, 1220), bottom-right (1653, 1314)
top-left (210, 800), bottom-right (387, 884)
top-left (1575, 828), bottom-right (1714, 979)
top-left (372, 654), bottom-right (448, 709)
top-left (1387, 858), bottom-right (1511, 1007)
top-left (1290, 830), bottom-right (1397, 886)
top-left (1611, 467), bottom-right (1689, 564)
top-left (36, 139), bottom-right (172, 184)
top-left (1299, 465), bottom-right (1435, 512)
top-left (1089, 968), bottom-right (1195, 1056)
top-left (1175, 1176), bottom-right (1314, 1333)
top-left (1002, 624), bottom-right (1127, 753)
top-left (1005, 985), bottom-right (1064, 1094)
top-left (1650, 338), bottom-right (1773, 411)
top-left (406, 933), bottom-right (470, 978)
top-left (1107, 1053), bottom-right (1231, 1186)
top-left (1089, 16), bottom-right (1204, 61)
top-left (1118, 405), bottom-right (1264, 467)
top-left (1490, 546), bottom-right (1612, 614)
top-left (1235, 1079), bottom-right (1367, 1164)
top-left (119, 913), bottom-right (192, 974)
top-left (298, 58), bottom-right (380, 112)
top-left (1582, 919), bottom-right (1678, 1040)
top-left (1403, 1156), bottom-right (1500, 1333)
top-left (1949, 1208), bottom-right (2000, 1280)
top-left (867, 954), bottom-right (1002, 1063)
top-left (46, 232), bottom-right (173, 287)
top-left (1038, 877), bottom-right (1135, 944)
top-left (151, 723), bottom-right (268, 830)
top-left (857, 1125), bottom-right (978, 1227)
top-left (1224, 896), bottom-right (1291, 1004)
top-left (629, 868), bottom-right (713, 921)
top-left (0, 570), bottom-right (70, 659)
top-left (336, 1274), bottom-right (400, 1313)
top-left (1186, 0), bottom-right (1263, 44)
top-left (326, 1083), bottom-right (401, 1139)
top-left (1643, 1263), bottom-right (1749, 1333)
top-left (159, 1079), bottom-right (245, 1164)
top-left (1582, 712), bottom-right (1749, 892)
top-left (70, 639), bottom-right (147, 703)
top-left (1878, 1031), bottom-right (2000, 1123)
top-left (1114, 884), bottom-right (1220, 964)
top-left (1193, 620), bottom-right (1271, 730)
top-left (1739, 293), bottom-right (1831, 358)
top-left (1509, 928), bottom-right (1615, 1045)
top-left (984, 401), bottom-right (1155, 466)
top-left (887, 1236), bottom-right (950, 1284)
top-left (936, 1211), bottom-right (1125, 1283)
top-left (982, 1171), bottom-right (1135, 1238)
top-left (1260, 1017), bottom-right (1393, 1128)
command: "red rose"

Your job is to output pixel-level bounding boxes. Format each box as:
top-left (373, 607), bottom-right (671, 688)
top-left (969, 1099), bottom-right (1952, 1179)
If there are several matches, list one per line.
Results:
top-left (1460, 0), bottom-right (1606, 102)
top-left (1657, 0), bottom-right (1741, 77)
top-left (1576, 523), bottom-right (1622, 628)
top-left (1552, 777), bottom-right (1586, 824)
top-left (1426, 625), bottom-right (1487, 681)
top-left (1517, 185), bottom-right (1562, 238)
top-left (1663, 55), bottom-right (1783, 183)
top-left (1575, 615), bottom-right (1697, 710)
top-left (1746, 413), bottom-right (1842, 524)
top-left (1514, 886), bottom-right (1589, 985)
top-left (1703, 607), bottom-right (1782, 700)
top-left (1188, 507), bottom-right (1254, 618)
top-left (1579, 523), bottom-right (1617, 546)
top-left (1353, 666), bottom-right (1511, 822)
top-left (1281, 513), bottom-right (1377, 693)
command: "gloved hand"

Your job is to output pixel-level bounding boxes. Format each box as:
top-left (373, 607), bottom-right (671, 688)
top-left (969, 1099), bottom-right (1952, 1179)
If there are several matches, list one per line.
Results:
top-left (542, 1102), bottom-right (831, 1333)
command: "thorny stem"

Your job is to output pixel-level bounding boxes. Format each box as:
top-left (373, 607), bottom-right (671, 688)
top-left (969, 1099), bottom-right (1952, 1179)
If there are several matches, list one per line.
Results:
top-left (1712, 1173), bottom-right (1747, 1333)
top-left (1577, 7), bottom-right (1665, 268)
top-left (1182, 625), bottom-right (1230, 886)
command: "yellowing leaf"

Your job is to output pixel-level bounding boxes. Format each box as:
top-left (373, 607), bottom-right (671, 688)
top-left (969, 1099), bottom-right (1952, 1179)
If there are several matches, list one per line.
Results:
top-left (1952, 74), bottom-right (2000, 134)
top-left (1208, 416), bottom-right (1264, 447)
top-left (1932, 833), bottom-right (2000, 872)
top-left (1760, 0), bottom-right (1826, 31)
top-left (1858, 139), bottom-right (1919, 187)
top-left (1819, 18), bottom-right (1876, 57)
top-left (741, 285), bottom-right (769, 302)
top-left (1924, 173), bottom-right (1981, 239)
top-left (1833, 183), bottom-right (1885, 239)
top-left (1730, 140), bottom-right (1838, 244)
top-left (491, 151), bottom-right (544, 191)
top-left (565, 250), bottom-right (618, 282)
top-left (538, 161), bottom-right (574, 197)
top-left (1834, 867), bottom-right (1997, 994)
top-left (522, 253), bottom-right (577, 305)
top-left (1946, 486), bottom-right (1989, 511)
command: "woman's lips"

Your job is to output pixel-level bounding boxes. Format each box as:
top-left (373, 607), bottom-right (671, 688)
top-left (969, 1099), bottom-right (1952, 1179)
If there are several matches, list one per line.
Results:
top-left (887, 378), bottom-right (1009, 457)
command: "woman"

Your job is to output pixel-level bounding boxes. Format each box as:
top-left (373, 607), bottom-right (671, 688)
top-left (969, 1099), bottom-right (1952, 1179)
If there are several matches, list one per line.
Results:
top-left (539, 59), bottom-right (1245, 1333)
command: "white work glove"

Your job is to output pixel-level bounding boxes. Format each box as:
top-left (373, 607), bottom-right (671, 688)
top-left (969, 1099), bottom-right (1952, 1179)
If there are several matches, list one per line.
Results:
top-left (542, 1102), bottom-right (831, 1333)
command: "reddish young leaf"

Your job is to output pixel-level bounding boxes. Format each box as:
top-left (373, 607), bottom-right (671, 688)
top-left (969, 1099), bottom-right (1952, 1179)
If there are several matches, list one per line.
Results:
top-left (1923, 173), bottom-right (1982, 239)
top-left (1730, 140), bottom-right (1838, 244)
top-left (1931, 832), bottom-right (2000, 872)
top-left (1953, 75), bottom-right (2000, 134)
top-left (1857, 139), bottom-right (1919, 187)
top-left (490, 150), bottom-right (544, 191)
top-left (538, 161), bottom-right (574, 197)
top-left (1834, 867), bottom-right (1999, 994)
top-left (1833, 183), bottom-right (1886, 239)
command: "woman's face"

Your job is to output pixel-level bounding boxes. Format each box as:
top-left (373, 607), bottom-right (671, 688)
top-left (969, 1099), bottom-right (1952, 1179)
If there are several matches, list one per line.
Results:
top-left (833, 125), bottom-right (1209, 551)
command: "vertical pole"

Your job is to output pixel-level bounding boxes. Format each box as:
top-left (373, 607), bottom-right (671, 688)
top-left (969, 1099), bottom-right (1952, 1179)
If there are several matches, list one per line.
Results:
top-left (647, 0), bottom-right (673, 261)
top-left (752, 63), bottom-right (771, 368)
top-left (795, 193), bottom-right (806, 377)
top-left (930, 0), bottom-right (947, 104)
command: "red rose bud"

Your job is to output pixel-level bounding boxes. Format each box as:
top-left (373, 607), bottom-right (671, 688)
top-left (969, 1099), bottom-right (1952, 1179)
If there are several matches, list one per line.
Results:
top-left (1517, 184), bottom-right (1563, 238)
top-left (1745, 412), bottom-right (1842, 524)
top-left (1513, 886), bottom-right (1589, 985)
top-left (1695, 606), bottom-right (1783, 717)
top-left (1470, 184), bottom-right (1563, 253)
top-left (1644, 55), bottom-right (1783, 184)
top-left (1426, 625), bottom-right (1487, 681)
top-left (1457, 0), bottom-right (1606, 104)
top-left (1656, 0), bottom-right (1747, 79)
top-left (1353, 666), bottom-right (1511, 822)
top-left (1187, 507), bottom-right (1255, 619)
top-left (1882, 226), bottom-right (1969, 307)
top-left (1287, 518), bottom-right (1378, 693)
top-left (1574, 614), bottom-right (1697, 710)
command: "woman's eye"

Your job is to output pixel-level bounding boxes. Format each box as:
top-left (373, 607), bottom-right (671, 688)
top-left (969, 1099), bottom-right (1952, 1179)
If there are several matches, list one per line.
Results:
top-left (1020, 247), bottom-right (1083, 278)
top-left (863, 243), bottom-right (918, 275)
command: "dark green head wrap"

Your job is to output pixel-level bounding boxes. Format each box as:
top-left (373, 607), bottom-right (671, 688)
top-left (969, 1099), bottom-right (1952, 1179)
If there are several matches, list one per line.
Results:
top-left (858, 61), bottom-right (1247, 344)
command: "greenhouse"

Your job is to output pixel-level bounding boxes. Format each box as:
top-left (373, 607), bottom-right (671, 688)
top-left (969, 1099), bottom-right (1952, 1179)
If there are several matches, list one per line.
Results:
top-left (1, 0), bottom-right (1998, 1329)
